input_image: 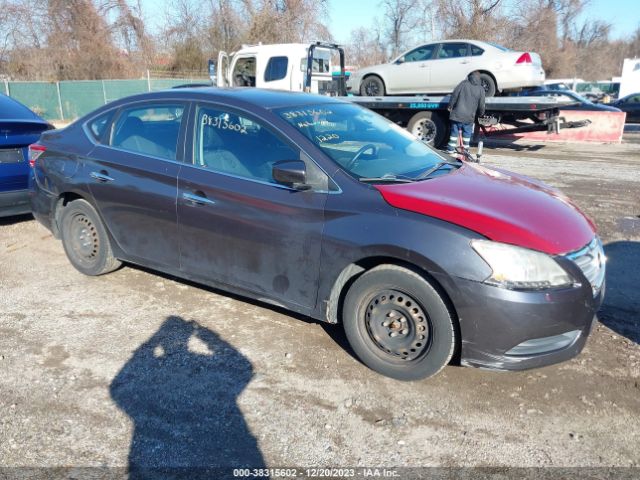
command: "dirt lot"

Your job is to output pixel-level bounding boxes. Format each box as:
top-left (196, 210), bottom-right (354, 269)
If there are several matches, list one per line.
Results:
top-left (1, 135), bottom-right (639, 475)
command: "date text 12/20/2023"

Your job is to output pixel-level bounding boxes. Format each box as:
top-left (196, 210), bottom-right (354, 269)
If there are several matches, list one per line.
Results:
top-left (232, 468), bottom-right (400, 477)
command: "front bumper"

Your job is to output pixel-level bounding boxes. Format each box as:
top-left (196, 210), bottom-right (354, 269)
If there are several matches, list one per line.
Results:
top-left (0, 189), bottom-right (31, 217)
top-left (440, 273), bottom-right (604, 371)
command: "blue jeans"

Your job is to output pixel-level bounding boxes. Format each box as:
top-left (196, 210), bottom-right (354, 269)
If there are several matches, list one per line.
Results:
top-left (446, 122), bottom-right (473, 152)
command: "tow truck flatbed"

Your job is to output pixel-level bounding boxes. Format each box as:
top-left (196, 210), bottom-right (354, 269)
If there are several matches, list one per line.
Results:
top-left (348, 95), bottom-right (578, 113)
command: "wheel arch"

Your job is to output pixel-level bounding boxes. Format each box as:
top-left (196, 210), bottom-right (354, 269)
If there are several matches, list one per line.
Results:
top-left (477, 70), bottom-right (498, 93)
top-left (51, 192), bottom-right (121, 260)
top-left (360, 73), bottom-right (387, 94)
top-left (326, 255), bottom-right (462, 364)
top-left (51, 191), bottom-right (92, 238)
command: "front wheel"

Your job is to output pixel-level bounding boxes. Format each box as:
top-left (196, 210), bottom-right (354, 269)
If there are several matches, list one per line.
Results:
top-left (60, 199), bottom-right (121, 276)
top-left (342, 265), bottom-right (456, 381)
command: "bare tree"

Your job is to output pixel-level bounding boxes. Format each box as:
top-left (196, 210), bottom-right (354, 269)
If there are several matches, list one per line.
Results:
top-left (436, 0), bottom-right (507, 41)
top-left (162, 0), bottom-right (208, 72)
top-left (380, 0), bottom-right (432, 57)
top-left (346, 26), bottom-right (387, 67)
top-left (243, 0), bottom-right (331, 45)
top-left (100, 0), bottom-right (156, 67)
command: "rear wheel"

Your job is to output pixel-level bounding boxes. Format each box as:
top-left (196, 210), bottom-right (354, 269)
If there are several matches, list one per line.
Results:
top-left (342, 265), bottom-right (456, 381)
top-left (60, 199), bottom-right (121, 276)
top-left (360, 75), bottom-right (386, 96)
top-left (407, 111), bottom-right (447, 147)
top-left (479, 73), bottom-right (496, 97)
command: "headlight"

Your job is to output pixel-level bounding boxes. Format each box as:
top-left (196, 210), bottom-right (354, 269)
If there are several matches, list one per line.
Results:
top-left (471, 240), bottom-right (574, 290)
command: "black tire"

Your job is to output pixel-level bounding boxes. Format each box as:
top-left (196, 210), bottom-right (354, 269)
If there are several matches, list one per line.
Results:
top-left (59, 199), bottom-right (121, 276)
top-left (407, 111), bottom-right (447, 147)
top-left (360, 75), bottom-right (386, 96)
top-left (342, 265), bottom-right (456, 381)
top-left (479, 73), bottom-right (496, 97)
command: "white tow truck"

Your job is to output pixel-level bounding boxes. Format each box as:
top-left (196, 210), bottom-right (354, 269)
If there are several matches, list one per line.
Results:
top-left (210, 42), bottom-right (589, 147)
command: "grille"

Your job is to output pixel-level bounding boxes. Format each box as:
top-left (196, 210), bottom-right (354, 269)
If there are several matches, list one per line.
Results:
top-left (566, 237), bottom-right (606, 296)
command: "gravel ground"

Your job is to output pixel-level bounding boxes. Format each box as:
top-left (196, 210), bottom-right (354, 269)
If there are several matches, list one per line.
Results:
top-left (1, 135), bottom-right (639, 475)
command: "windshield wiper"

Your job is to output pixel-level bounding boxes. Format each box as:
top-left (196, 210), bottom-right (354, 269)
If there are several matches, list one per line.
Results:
top-left (358, 174), bottom-right (415, 184)
top-left (414, 161), bottom-right (461, 180)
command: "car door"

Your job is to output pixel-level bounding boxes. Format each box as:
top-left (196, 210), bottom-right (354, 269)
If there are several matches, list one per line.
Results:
top-left (430, 42), bottom-right (473, 91)
top-left (216, 51), bottom-right (230, 87)
top-left (85, 101), bottom-right (188, 268)
top-left (177, 103), bottom-right (328, 308)
top-left (384, 44), bottom-right (435, 94)
top-left (230, 55), bottom-right (257, 87)
top-left (623, 95), bottom-right (640, 122)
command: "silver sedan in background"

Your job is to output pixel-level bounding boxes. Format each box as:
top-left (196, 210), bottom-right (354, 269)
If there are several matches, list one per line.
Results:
top-left (349, 39), bottom-right (545, 97)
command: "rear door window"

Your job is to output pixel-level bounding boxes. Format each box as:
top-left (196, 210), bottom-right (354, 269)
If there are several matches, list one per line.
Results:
top-left (110, 104), bottom-right (185, 161)
top-left (264, 56), bottom-right (289, 82)
top-left (437, 43), bottom-right (470, 59)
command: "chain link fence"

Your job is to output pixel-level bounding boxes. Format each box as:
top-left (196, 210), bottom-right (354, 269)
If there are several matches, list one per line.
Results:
top-left (2, 72), bottom-right (210, 121)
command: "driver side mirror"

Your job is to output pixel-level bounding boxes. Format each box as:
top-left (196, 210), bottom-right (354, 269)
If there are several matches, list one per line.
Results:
top-left (394, 57), bottom-right (405, 65)
top-left (272, 160), bottom-right (310, 190)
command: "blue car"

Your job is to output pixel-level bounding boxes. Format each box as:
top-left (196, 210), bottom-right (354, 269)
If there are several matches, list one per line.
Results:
top-left (0, 94), bottom-right (52, 217)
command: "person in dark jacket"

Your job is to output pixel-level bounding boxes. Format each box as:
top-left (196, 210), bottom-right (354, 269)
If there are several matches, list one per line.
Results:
top-left (446, 71), bottom-right (485, 153)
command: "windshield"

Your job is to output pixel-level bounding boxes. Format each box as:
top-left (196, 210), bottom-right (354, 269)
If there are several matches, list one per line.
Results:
top-left (274, 103), bottom-right (448, 181)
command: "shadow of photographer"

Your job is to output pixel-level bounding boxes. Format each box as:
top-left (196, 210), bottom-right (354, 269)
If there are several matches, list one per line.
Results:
top-left (600, 241), bottom-right (640, 344)
top-left (110, 316), bottom-right (265, 478)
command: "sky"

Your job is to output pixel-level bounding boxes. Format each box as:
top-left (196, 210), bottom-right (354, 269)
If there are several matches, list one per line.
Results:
top-left (141, 0), bottom-right (639, 43)
top-left (326, 0), bottom-right (640, 43)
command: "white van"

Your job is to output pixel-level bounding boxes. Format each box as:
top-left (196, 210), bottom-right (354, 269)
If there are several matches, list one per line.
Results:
top-left (215, 42), bottom-right (342, 94)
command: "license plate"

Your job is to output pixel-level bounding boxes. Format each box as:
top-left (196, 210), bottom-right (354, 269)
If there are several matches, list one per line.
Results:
top-left (0, 149), bottom-right (24, 164)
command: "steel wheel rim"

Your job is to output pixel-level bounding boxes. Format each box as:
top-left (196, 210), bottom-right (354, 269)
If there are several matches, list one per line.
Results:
top-left (364, 289), bottom-right (431, 361)
top-left (69, 213), bottom-right (99, 263)
top-left (411, 118), bottom-right (436, 143)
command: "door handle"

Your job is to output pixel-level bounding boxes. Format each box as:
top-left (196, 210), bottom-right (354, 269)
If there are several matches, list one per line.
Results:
top-left (183, 192), bottom-right (216, 206)
top-left (90, 171), bottom-right (114, 183)
top-left (460, 60), bottom-right (471, 64)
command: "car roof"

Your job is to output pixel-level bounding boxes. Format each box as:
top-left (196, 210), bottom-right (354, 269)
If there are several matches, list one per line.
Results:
top-left (0, 93), bottom-right (47, 122)
top-left (110, 87), bottom-right (347, 110)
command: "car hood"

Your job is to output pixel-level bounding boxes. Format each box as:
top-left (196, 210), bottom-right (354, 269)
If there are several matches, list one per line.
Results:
top-left (375, 163), bottom-right (596, 255)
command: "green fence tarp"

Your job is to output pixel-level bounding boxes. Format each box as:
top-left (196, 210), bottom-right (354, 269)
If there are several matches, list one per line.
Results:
top-left (103, 79), bottom-right (148, 104)
top-left (59, 80), bottom-right (105, 119)
top-left (7, 82), bottom-right (60, 120)
top-left (6, 78), bottom-right (208, 121)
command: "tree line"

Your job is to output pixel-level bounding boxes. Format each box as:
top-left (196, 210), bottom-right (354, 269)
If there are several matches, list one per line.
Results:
top-left (0, 0), bottom-right (638, 82)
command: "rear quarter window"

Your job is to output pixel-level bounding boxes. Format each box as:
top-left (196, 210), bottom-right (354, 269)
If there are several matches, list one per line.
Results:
top-left (87, 111), bottom-right (115, 143)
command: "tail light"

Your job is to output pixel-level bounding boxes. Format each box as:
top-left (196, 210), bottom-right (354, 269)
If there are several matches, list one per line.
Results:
top-left (516, 53), bottom-right (532, 64)
top-left (28, 144), bottom-right (47, 168)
